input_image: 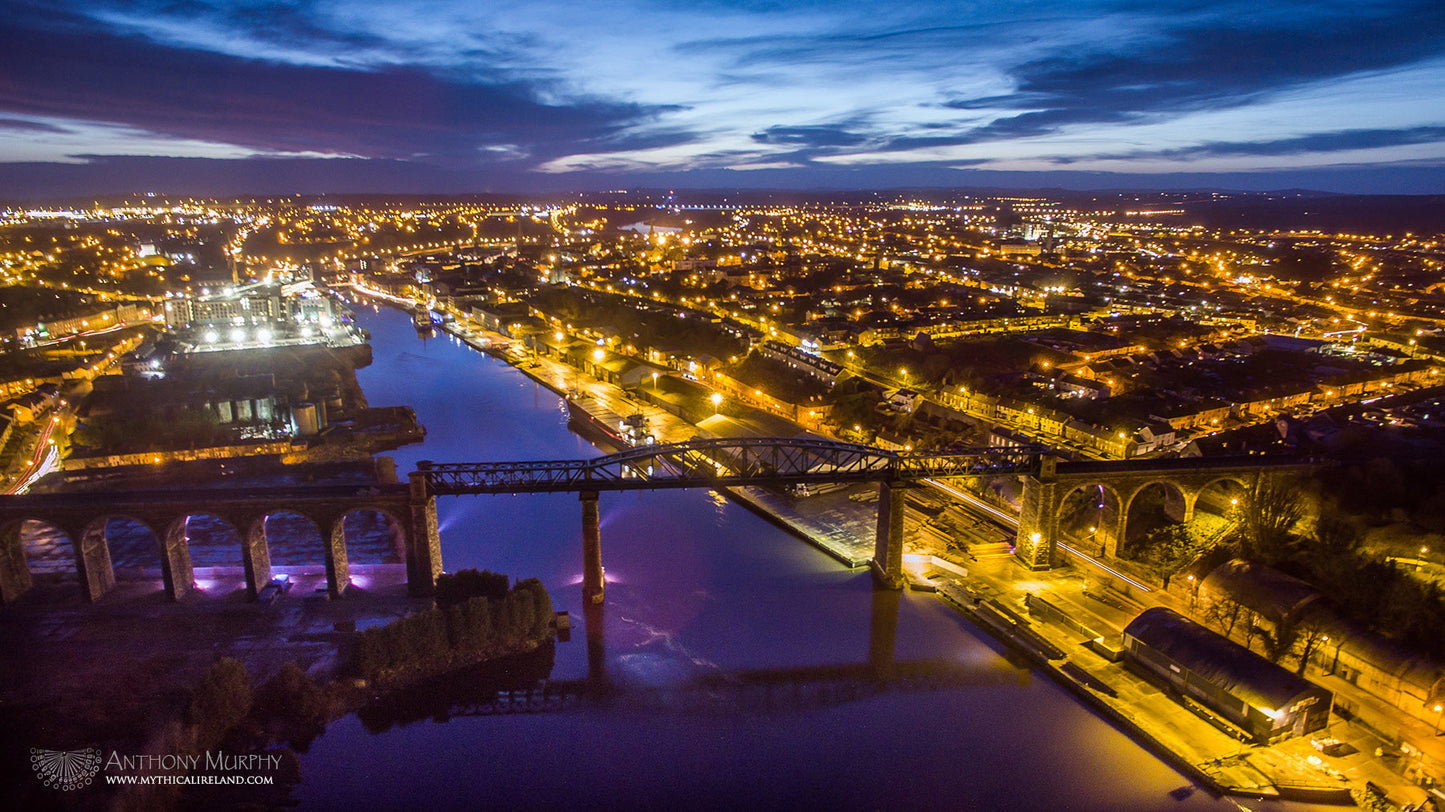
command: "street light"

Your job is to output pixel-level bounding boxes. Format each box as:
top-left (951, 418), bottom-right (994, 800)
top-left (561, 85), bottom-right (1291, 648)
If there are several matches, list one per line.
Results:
top-left (710, 392), bottom-right (722, 415)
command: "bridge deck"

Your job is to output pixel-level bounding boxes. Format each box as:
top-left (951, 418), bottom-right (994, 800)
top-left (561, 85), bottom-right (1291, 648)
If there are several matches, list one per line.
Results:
top-left (419, 437), bottom-right (1044, 495)
top-left (0, 484), bottom-right (410, 509)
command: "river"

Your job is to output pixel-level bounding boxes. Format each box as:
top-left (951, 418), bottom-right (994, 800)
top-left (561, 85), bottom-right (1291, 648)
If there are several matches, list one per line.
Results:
top-left (294, 305), bottom-right (1286, 811)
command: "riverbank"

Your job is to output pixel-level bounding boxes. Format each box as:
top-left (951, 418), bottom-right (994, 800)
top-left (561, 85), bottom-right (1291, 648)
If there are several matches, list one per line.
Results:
top-left (426, 308), bottom-right (1370, 805)
top-left (356, 292), bottom-right (1445, 807)
top-left (435, 317), bottom-right (884, 569)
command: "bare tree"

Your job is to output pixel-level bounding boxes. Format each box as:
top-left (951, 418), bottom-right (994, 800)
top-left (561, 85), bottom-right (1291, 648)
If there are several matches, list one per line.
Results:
top-left (1241, 608), bottom-right (1262, 653)
top-left (1261, 617), bottom-right (1299, 663)
top-left (1242, 475), bottom-right (1306, 564)
top-left (1204, 596), bottom-right (1245, 638)
top-left (1260, 612), bottom-right (1331, 674)
top-left (1291, 615), bottom-right (1331, 676)
top-left (1312, 508), bottom-right (1360, 557)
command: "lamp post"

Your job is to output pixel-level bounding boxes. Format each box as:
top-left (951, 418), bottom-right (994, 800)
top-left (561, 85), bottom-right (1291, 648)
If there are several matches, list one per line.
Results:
top-left (710, 392), bottom-right (722, 416)
top-left (1323, 634), bottom-right (1344, 676)
top-left (1434, 703), bottom-right (1443, 736)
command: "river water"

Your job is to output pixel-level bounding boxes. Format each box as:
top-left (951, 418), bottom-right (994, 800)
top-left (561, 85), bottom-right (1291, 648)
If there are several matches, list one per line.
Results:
top-left (293, 306), bottom-right (1279, 811)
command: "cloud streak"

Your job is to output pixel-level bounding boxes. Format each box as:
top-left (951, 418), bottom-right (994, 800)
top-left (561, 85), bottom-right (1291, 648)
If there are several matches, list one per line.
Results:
top-left (0, 0), bottom-right (1442, 195)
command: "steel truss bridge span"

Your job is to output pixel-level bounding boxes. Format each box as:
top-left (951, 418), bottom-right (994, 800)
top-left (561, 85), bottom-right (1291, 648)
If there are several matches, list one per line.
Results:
top-left (416, 438), bottom-right (1044, 495)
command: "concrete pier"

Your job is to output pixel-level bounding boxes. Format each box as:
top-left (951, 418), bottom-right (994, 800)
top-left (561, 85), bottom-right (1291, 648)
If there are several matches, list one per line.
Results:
top-left (242, 518), bottom-right (273, 599)
top-left (580, 490), bottom-right (603, 604)
top-left (0, 523), bottom-right (33, 604)
top-left (75, 522), bottom-right (116, 603)
top-left (159, 521), bottom-right (195, 601)
top-left (871, 481), bottom-right (907, 589)
top-left (407, 472), bottom-right (442, 597)
top-left (324, 522), bottom-right (350, 598)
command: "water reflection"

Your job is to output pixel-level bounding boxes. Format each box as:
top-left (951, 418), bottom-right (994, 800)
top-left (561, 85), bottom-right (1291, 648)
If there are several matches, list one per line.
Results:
top-left (295, 307), bottom-right (1286, 812)
top-left (868, 586), bottom-right (900, 681)
top-left (584, 599), bottom-right (608, 696)
top-left (351, 602), bottom-right (1027, 734)
top-left (356, 643), bottom-right (559, 734)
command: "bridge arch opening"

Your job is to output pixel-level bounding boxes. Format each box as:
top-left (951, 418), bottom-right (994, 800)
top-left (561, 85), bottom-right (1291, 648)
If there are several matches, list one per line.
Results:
top-left (15, 519), bottom-right (75, 574)
top-left (337, 510), bottom-right (406, 564)
top-left (172, 514), bottom-right (243, 566)
top-left (166, 514), bottom-right (244, 596)
top-left (1120, 482), bottom-right (1191, 565)
top-left (252, 510), bottom-right (355, 598)
top-left (333, 509), bottom-right (407, 591)
top-left (0, 518), bottom-right (75, 603)
top-left (1187, 478), bottom-right (1250, 544)
top-left (1056, 483), bottom-right (1121, 557)
top-left (255, 511), bottom-right (326, 567)
top-left (87, 516), bottom-right (163, 572)
top-left (76, 514), bottom-right (175, 601)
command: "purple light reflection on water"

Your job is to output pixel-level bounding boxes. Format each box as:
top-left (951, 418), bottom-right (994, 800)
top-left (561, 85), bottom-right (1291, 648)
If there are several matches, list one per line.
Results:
top-left (291, 307), bottom-right (1318, 811)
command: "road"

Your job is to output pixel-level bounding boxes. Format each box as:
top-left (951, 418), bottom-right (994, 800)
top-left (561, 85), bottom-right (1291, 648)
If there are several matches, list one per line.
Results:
top-left (4, 412), bottom-right (64, 495)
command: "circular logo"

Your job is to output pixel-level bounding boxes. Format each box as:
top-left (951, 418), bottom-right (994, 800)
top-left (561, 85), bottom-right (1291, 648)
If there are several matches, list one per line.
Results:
top-left (31, 748), bottom-right (102, 791)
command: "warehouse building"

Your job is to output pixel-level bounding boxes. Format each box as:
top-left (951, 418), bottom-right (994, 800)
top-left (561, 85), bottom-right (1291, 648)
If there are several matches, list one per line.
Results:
top-left (1123, 607), bottom-right (1332, 742)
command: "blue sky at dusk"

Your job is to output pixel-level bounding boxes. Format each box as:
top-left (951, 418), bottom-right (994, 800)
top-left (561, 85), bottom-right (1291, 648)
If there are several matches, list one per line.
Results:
top-left (2, 0), bottom-right (1444, 197)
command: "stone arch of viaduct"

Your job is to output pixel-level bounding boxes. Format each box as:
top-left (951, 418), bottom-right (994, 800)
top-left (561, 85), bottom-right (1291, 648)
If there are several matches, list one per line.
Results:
top-left (0, 481), bottom-right (441, 605)
top-left (1015, 457), bottom-right (1317, 570)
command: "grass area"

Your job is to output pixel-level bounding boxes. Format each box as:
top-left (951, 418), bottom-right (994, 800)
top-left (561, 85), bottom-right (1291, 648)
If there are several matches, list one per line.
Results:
top-left (0, 425), bottom-right (36, 479)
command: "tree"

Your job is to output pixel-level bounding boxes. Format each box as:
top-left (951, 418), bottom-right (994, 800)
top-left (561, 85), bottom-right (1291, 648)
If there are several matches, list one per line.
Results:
top-left (1204, 596), bottom-right (1246, 638)
top-left (189, 658), bottom-right (253, 747)
top-left (1290, 616), bottom-right (1331, 676)
top-left (1241, 608), bottom-right (1263, 653)
top-left (435, 569), bottom-right (509, 605)
top-left (1312, 509), bottom-right (1360, 557)
top-left (256, 662), bottom-right (328, 750)
top-left (1138, 524), bottom-right (1211, 576)
top-left (1241, 475), bottom-right (1306, 564)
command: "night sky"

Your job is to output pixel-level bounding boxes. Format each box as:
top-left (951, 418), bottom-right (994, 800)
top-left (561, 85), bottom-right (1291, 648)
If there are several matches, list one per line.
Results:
top-left (2, 0), bottom-right (1444, 198)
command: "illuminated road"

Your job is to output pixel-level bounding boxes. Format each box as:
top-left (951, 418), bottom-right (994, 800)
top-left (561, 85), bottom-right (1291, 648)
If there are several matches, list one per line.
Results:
top-left (4, 413), bottom-right (63, 495)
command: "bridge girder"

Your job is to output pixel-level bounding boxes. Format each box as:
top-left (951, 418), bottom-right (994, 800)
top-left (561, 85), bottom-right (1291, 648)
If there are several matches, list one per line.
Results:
top-left (419, 437), bottom-right (1044, 495)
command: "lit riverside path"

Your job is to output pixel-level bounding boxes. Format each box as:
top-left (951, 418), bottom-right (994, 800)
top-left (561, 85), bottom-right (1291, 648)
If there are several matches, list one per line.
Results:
top-left (290, 300), bottom-right (1273, 811)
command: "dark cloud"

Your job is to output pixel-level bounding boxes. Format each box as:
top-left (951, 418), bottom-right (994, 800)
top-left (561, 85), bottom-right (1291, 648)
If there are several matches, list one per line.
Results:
top-left (1051, 126), bottom-right (1445, 164)
top-left (1161, 126), bottom-right (1445, 159)
top-left (946, 2), bottom-right (1445, 140)
top-left (0, 6), bottom-right (670, 167)
top-left (581, 127), bottom-right (701, 152)
top-left (751, 125), bottom-right (868, 148)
